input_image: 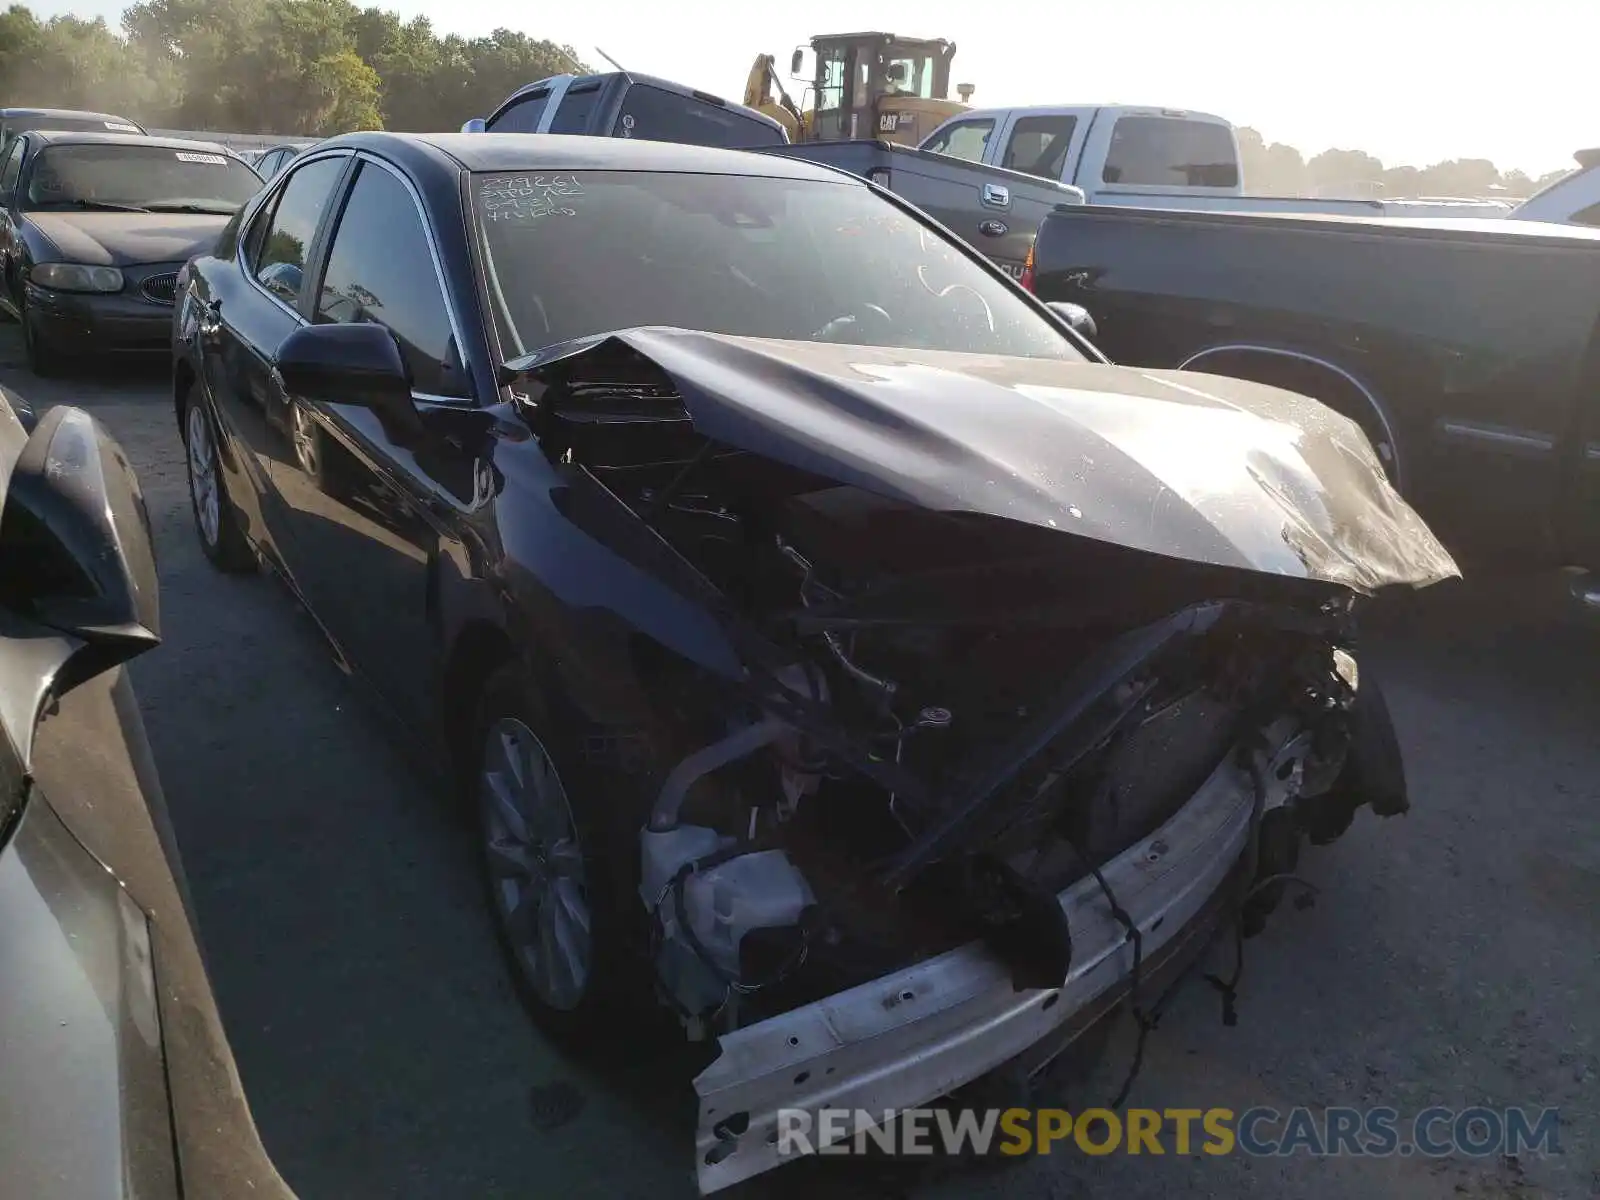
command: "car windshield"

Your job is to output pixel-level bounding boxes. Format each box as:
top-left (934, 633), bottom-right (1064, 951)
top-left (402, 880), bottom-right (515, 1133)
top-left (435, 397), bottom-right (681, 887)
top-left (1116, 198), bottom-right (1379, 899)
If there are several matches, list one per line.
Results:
top-left (24, 144), bottom-right (262, 214)
top-left (472, 169), bottom-right (1083, 362)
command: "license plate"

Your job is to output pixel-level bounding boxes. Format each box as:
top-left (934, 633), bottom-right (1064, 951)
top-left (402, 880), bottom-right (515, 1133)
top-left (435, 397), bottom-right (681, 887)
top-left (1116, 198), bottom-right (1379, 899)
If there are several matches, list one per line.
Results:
top-left (996, 262), bottom-right (1025, 280)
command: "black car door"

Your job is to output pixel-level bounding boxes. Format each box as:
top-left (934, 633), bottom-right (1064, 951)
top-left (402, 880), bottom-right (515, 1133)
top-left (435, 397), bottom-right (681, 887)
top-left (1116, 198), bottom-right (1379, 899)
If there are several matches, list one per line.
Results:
top-left (199, 151), bottom-right (351, 575)
top-left (272, 153), bottom-right (483, 727)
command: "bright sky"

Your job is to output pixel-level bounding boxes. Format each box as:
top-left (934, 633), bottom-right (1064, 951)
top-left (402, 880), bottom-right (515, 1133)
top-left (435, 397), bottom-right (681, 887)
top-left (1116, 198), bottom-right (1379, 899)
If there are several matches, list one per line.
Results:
top-left (32, 0), bottom-right (1594, 174)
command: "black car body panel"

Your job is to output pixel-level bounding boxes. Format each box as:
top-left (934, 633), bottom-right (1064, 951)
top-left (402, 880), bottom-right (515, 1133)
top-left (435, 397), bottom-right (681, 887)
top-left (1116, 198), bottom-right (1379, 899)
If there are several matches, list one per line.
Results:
top-left (1028, 203), bottom-right (1600, 566)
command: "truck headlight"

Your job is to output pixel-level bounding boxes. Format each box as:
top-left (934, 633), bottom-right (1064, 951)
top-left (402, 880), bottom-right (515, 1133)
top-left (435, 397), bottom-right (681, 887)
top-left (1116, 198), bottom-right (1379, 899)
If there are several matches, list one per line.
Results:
top-left (31, 262), bottom-right (125, 293)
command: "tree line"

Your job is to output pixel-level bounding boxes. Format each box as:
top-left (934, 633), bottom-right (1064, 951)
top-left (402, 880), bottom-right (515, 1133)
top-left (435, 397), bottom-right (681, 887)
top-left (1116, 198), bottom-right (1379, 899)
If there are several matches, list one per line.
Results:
top-left (1237, 126), bottom-right (1571, 201)
top-left (0, 0), bottom-right (588, 135)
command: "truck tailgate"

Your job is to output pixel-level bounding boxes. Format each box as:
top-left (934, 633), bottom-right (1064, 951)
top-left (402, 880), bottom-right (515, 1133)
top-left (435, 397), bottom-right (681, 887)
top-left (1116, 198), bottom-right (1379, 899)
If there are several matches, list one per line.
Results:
top-left (757, 140), bottom-right (1083, 279)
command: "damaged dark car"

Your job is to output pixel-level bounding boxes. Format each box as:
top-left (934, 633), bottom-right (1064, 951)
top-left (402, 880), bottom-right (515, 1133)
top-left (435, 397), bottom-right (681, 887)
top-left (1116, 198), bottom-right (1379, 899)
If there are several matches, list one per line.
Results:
top-left (169, 131), bottom-right (1459, 1192)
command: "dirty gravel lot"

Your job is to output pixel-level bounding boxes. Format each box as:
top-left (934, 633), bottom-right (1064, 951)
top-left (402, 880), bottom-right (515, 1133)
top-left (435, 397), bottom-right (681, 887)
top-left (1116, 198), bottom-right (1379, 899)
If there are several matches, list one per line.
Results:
top-left (3, 334), bottom-right (1595, 1200)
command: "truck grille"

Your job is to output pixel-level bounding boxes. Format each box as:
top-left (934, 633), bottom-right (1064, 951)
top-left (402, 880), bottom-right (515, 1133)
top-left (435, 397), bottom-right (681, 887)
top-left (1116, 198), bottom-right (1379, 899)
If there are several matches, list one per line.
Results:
top-left (141, 272), bottom-right (178, 306)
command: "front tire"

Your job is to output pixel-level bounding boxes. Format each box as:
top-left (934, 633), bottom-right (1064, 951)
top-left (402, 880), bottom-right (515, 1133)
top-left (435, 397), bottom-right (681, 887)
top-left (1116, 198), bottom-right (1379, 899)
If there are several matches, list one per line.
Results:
top-left (472, 666), bottom-right (649, 1045)
top-left (183, 387), bottom-right (256, 573)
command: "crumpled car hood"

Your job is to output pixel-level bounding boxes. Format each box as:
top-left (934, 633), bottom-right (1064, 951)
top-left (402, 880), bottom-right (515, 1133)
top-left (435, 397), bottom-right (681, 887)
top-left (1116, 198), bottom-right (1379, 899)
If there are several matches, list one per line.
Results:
top-left (526, 328), bottom-right (1460, 594)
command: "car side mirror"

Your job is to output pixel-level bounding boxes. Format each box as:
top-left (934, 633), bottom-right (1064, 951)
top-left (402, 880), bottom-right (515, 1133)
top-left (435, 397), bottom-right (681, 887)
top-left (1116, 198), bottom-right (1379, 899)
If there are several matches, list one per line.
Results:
top-left (0, 404), bottom-right (161, 701)
top-left (276, 322), bottom-right (424, 444)
top-left (461, 117), bottom-right (487, 134)
top-left (1047, 300), bottom-right (1098, 342)
top-left (790, 48), bottom-right (804, 77)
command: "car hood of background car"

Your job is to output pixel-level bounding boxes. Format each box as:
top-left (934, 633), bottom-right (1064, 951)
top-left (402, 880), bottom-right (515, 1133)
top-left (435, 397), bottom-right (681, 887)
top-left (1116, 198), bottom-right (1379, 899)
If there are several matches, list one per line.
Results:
top-left (527, 328), bottom-right (1460, 594)
top-left (24, 211), bottom-right (231, 267)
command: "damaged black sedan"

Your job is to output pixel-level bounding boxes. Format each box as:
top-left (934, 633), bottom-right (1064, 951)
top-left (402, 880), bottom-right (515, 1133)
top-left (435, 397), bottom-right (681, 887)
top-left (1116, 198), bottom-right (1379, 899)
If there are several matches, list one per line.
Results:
top-left (170, 131), bottom-right (1459, 1192)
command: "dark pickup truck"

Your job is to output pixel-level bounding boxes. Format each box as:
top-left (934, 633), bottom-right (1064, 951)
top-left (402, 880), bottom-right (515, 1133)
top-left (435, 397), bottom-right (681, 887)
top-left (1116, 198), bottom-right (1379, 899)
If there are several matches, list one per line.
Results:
top-left (462, 69), bottom-right (791, 149)
top-left (1031, 205), bottom-right (1600, 573)
top-left (759, 139), bottom-right (1085, 282)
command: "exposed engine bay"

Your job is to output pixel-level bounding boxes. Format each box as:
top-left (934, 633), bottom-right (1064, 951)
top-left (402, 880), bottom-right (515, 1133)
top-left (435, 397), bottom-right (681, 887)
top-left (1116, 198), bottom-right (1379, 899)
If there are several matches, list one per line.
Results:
top-left (517, 329), bottom-right (1456, 1039)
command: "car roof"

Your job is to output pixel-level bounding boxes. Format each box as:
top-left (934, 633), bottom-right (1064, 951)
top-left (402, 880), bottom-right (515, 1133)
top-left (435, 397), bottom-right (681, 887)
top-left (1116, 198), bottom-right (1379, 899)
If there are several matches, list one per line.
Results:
top-left (1, 106), bottom-right (142, 124)
top-left (23, 130), bottom-right (236, 156)
top-left (315, 130), bottom-right (854, 182)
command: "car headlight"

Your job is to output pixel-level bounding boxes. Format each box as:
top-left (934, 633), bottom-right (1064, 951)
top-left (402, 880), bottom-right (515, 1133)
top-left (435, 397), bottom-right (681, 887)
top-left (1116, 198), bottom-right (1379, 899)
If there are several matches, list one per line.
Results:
top-left (31, 262), bottom-right (125, 293)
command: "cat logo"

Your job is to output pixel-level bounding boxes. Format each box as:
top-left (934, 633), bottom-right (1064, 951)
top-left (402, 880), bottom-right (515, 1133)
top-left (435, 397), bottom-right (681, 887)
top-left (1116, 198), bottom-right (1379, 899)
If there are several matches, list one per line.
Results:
top-left (878, 113), bottom-right (899, 133)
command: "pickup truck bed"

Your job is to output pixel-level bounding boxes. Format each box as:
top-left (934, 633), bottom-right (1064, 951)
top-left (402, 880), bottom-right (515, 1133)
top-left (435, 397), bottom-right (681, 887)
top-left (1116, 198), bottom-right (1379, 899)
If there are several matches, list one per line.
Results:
top-left (757, 139), bottom-right (1084, 281)
top-left (1030, 203), bottom-right (1600, 568)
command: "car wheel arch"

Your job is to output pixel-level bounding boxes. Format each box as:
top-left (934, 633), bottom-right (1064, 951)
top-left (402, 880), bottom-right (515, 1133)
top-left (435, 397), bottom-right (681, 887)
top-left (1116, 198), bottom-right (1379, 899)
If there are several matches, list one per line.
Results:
top-left (442, 618), bottom-right (537, 794)
top-left (1178, 344), bottom-right (1405, 490)
top-left (176, 375), bottom-right (231, 467)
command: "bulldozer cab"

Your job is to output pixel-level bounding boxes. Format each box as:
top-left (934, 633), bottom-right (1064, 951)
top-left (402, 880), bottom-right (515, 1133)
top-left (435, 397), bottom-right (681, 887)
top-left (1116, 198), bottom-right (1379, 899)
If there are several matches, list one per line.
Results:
top-left (796, 33), bottom-right (958, 143)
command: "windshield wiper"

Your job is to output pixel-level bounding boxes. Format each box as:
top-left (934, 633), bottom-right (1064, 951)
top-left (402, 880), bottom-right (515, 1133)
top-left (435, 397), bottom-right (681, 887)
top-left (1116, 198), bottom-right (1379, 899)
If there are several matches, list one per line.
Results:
top-left (36, 198), bottom-right (150, 213)
top-left (143, 201), bottom-right (238, 215)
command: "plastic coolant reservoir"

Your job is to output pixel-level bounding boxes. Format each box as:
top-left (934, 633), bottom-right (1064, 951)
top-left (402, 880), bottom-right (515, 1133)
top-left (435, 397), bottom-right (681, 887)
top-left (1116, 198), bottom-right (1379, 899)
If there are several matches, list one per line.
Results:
top-left (682, 849), bottom-right (816, 978)
top-left (639, 825), bottom-right (734, 906)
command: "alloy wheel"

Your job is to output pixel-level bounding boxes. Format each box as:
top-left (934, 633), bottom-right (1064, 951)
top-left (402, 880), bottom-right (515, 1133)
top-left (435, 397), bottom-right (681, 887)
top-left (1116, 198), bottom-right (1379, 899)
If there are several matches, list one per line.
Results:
top-left (187, 403), bottom-right (221, 547)
top-left (290, 403), bottom-right (320, 478)
top-left (479, 717), bottom-right (593, 1011)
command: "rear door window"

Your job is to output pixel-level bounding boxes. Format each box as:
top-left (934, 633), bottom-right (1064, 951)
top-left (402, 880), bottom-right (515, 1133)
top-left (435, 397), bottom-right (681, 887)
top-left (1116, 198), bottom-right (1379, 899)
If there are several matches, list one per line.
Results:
top-left (1000, 115), bottom-right (1078, 181)
top-left (612, 84), bottom-right (783, 148)
top-left (252, 156), bottom-right (346, 307)
top-left (922, 118), bottom-right (995, 163)
top-left (1101, 116), bottom-right (1239, 188)
top-left (548, 82), bottom-right (603, 134)
top-left (488, 89), bottom-right (552, 133)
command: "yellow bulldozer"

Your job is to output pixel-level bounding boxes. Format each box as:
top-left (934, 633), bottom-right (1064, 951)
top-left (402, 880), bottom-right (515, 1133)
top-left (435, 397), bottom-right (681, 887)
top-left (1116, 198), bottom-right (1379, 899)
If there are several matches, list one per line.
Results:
top-left (745, 32), bottom-right (975, 147)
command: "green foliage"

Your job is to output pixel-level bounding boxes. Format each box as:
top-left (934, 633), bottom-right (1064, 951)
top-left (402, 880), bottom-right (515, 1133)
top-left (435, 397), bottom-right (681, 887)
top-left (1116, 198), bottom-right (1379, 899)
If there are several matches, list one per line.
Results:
top-left (0, 0), bottom-right (586, 136)
top-left (263, 228), bottom-right (305, 267)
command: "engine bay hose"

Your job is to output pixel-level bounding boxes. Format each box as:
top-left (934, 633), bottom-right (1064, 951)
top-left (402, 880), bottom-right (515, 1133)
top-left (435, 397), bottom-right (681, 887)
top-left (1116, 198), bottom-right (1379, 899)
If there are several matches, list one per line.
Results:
top-left (650, 717), bottom-right (787, 831)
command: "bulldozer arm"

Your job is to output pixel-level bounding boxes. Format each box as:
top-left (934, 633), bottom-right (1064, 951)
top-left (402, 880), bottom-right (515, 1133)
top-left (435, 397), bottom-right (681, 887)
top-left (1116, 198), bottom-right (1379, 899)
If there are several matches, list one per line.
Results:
top-left (745, 54), bottom-right (804, 140)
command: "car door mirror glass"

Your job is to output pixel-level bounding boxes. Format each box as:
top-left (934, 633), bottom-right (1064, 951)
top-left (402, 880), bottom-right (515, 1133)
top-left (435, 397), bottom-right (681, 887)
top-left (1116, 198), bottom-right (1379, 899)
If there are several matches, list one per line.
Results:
top-left (276, 323), bottom-right (423, 442)
top-left (461, 118), bottom-right (487, 134)
top-left (0, 405), bottom-right (161, 678)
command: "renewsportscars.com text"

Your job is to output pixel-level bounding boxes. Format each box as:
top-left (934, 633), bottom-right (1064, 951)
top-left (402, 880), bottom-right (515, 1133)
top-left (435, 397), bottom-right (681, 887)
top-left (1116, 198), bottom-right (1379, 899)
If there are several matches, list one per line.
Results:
top-left (776, 1105), bottom-right (1562, 1159)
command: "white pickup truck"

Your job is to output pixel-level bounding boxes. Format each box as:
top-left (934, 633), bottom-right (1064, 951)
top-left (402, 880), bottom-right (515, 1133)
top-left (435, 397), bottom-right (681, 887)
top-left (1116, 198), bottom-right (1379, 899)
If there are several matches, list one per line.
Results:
top-left (1506, 148), bottom-right (1600, 227)
top-left (918, 105), bottom-right (1513, 218)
